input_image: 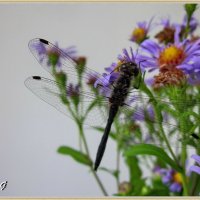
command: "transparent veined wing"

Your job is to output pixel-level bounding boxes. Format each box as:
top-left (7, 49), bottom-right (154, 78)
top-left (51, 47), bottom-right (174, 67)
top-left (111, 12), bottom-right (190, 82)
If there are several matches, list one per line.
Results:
top-left (25, 76), bottom-right (109, 127)
top-left (28, 38), bottom-right (112, 94)
top-left (122, 90), bottom-right (200, 150)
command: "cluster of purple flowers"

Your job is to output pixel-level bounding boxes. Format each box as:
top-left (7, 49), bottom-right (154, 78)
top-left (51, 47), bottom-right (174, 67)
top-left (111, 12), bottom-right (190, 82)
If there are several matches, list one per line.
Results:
top-left (154, 166), bottom-right (183, 193)
top-left (153, 154), bottom-right (200, 193)
top-left (134, 15), bottom-right (200, 88)
top-left (96, 11), bottom-right (200, 89)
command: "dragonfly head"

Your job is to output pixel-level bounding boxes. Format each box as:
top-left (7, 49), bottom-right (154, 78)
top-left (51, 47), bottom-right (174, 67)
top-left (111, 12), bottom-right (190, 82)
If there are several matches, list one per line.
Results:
top-left (120, 62), bottom-right (139, 77)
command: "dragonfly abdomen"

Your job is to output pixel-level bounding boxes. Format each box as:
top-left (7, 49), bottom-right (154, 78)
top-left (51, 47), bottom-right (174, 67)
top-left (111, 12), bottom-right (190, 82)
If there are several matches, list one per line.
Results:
top-left (94, 104), bottom-right (119, 171)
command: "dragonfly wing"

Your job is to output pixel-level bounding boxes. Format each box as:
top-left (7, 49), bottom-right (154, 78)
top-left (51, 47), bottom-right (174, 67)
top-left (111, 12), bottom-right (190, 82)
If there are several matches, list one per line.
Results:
top-left (127, 90), bottom-right (200, 137)
top-left (25, 76), bottom-right (108, 127)
top-left (118, 102), bottom-right (200, 150)
top-left (128, 90), bottom-right (200, 109)
top-left (29, 38), bottom-right (78, 80)
top-left (29, 38), bottom-right (112, 95)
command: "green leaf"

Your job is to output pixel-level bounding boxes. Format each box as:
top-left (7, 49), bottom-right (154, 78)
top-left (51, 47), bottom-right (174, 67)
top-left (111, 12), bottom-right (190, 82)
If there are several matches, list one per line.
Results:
top-left (57, 146), bottom-right (92, 166)
top-left (124, 144), bottom-right (182, 172)
top-left (125, 156), bottom-right (145, 195)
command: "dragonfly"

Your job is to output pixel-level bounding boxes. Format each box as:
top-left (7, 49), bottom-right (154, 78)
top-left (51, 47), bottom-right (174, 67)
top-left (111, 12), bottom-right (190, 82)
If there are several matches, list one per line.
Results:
top-left (25, 38), bottom-right (200, 171)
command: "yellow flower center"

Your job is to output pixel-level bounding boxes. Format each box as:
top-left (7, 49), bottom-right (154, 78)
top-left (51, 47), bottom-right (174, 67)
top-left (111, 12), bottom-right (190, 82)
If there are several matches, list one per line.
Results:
top-left (158, 45), bottom-right (185, 67)
top-left (132, 28), bottom-right (146, 42)
top-left (173, 172), bottom-right (183, 184)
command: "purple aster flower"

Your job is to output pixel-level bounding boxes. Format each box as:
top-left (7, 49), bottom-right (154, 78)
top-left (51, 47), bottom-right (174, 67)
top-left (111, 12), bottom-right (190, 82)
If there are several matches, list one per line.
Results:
top-left (94, 47), bottom-right (142, 89)
top-left (118, 47), bottom-right (136, 63)
top-left (190, 154), bottom-right (200, 175)
top-left (104, 62), bottom-right (121, 85)
top-left (130, 17), bottom-right (154, 44)
top-left (138, 29), bottom-right (200, 85)
top-left (94, 71), bottom-right (118, 88)
top-left (158, 168), bottom-right (183, 193)
top-left (87, 71), bottom-right (114, 98)
top-left (93, 72), bottom-right (114, 97)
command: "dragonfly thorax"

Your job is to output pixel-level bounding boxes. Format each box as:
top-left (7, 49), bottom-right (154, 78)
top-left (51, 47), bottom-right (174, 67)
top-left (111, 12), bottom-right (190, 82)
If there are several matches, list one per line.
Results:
top-left (119, 62), bottom-right (139, 77)
top-left (110, 62), bottom-right (137, 106)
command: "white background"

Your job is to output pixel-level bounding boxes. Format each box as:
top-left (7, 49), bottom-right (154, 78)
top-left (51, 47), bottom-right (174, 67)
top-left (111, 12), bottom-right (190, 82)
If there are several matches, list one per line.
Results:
top-left (0, 2), bottom-right (199, 197)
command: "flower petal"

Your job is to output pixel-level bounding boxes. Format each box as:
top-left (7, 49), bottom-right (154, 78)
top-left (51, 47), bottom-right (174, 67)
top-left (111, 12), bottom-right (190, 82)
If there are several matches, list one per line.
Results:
top-left (144, 77), bottom-right (154, 86)
top-left (140, 39), bottom-right (161, 58)
top-left (191, 154), bottom-right (200, 164)
top-left (185, 39), bottom-right (200, 55)
top-left (190, 165), bottom-right (200, 175)
top-left (177, 63), bottom-right (194, 71)
top-left (170, 182), bottom-right (182, 192)
top-left (174, 25), bottom-right (182, 45)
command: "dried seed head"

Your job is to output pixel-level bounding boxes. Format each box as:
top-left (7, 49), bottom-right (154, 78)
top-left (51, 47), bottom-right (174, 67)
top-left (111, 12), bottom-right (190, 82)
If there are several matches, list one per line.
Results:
top-left (153, 68), bottom-right (186, 89)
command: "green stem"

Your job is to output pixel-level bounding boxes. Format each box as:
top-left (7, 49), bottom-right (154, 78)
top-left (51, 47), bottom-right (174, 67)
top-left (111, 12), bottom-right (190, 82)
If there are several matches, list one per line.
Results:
top-left (116, 142), bottom-right (120, 189)
top-left (79, 134), bottom-right (83, 152)
top-left (157, 120), bottom-right (179, 165)
top-left (150, 97), bottom-right (179, 165)
top-left (181, 128), bottom-right (188, 196)
top-left (191, 174), bottom-right (199, 195)
top-left (78, 123), bottom-right (108, 196)
top-left (182, 172), bottom-right (189, 196)
top-left (140, 84), bottom-right (179, 165)
top-left (184, 19), bottom-right (190, 39)
top-left (180, 127), bottom-right (188, 195)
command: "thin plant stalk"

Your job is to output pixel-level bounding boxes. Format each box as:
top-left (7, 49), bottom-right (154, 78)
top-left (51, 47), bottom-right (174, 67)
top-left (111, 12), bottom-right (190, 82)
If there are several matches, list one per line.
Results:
top-left (78, 123), bottom-right (108, 196)
top-left (116, 141), bottom-right (120, 189)
top-left (66, 98), bottom-right (108, 196)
